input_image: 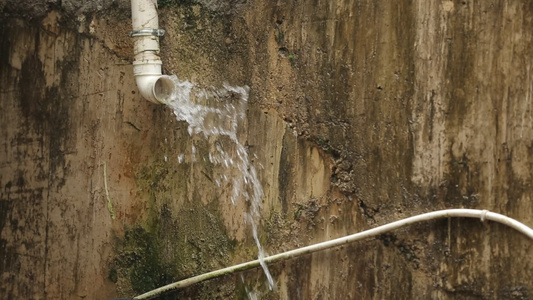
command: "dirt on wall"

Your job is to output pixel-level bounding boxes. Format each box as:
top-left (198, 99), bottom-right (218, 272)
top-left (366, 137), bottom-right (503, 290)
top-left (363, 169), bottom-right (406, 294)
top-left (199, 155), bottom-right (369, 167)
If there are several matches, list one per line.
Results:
top-left (1, 0), bottom-right (532, 299)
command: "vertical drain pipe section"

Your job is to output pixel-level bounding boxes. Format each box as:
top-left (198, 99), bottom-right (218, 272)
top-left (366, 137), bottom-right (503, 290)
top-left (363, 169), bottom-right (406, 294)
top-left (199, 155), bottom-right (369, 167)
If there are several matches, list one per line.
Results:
top-left (130, 0), bottom-right (175, 104)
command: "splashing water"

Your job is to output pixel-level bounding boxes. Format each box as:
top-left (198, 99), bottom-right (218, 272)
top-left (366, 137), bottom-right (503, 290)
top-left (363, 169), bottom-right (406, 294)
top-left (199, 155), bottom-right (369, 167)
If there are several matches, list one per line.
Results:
top-left (166, 75), bottom-right (275, 290)
top-left (241, 275), bottom-right (259, 300)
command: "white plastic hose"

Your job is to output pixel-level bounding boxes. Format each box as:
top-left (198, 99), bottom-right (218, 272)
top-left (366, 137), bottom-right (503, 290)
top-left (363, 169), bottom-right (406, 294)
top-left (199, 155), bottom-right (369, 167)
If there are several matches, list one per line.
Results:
top-left (133, 209), bottom-right (533, 299)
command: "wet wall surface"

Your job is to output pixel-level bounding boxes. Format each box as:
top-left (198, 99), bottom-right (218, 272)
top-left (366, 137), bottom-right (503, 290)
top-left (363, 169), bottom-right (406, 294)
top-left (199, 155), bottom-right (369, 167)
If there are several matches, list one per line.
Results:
top-left (1, 0), bottom-right (532, 299)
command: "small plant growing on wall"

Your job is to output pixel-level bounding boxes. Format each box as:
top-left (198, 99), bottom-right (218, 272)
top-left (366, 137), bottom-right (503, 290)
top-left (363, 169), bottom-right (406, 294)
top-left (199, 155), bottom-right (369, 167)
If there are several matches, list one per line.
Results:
top-left (288, 53), bottom-right (296, 68)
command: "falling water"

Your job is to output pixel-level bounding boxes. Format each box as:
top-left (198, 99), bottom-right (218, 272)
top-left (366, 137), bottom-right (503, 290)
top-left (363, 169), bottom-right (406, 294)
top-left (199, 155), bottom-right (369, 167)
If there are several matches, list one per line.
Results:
top-left (165, 75), bottom-right (275, 290)
top-left (241, 275), bottom-right (259, 300)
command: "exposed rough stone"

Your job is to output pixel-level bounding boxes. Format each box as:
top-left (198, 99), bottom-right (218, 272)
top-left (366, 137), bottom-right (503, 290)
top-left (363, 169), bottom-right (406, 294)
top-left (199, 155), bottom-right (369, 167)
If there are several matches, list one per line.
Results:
top-left (0, 0), bottom-right (130, 19)
top-left (60, 0), bottom-right (130, 15)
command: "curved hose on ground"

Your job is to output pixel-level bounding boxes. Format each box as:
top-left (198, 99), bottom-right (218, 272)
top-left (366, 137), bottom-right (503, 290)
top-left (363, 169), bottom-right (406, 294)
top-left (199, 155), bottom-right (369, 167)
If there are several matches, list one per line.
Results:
top-left (131, 209), bottom-right (533, 300)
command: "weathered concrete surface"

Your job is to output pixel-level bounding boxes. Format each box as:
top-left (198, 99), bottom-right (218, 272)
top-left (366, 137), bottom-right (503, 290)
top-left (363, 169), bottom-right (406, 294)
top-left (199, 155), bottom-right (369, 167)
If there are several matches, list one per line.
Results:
top-left (1, 0), bottom-right (532, 299)
top-left (0, 10), bottom-right (157, 299)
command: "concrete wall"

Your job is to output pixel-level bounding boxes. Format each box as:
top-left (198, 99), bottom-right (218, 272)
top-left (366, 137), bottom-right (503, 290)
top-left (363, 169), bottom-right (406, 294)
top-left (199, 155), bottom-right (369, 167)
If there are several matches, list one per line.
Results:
top-left (1, 0), bottom-right (532, 299)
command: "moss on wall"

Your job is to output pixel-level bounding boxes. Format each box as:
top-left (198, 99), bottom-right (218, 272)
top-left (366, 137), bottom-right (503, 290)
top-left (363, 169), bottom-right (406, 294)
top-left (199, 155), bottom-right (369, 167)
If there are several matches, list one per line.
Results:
top-left (112, 222), bottom-right (177, 296)
top-left (112, 160), bottom-right (236, 298)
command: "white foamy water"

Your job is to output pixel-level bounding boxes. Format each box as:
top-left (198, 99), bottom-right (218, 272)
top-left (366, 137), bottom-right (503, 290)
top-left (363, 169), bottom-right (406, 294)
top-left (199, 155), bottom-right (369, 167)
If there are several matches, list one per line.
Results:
top-left (166, 75), bottom-right (275, 290)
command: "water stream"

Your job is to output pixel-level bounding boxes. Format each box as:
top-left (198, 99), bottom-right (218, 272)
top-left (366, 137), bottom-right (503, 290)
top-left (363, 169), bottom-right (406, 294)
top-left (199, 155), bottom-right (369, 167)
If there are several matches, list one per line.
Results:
top-left (165, 75), bottom-right (275, 290)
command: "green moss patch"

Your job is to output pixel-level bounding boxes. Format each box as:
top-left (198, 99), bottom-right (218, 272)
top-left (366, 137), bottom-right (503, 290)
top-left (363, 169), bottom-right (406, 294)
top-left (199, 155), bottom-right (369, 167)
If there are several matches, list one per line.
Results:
top-left (113, 224), bottom-right (177, 295)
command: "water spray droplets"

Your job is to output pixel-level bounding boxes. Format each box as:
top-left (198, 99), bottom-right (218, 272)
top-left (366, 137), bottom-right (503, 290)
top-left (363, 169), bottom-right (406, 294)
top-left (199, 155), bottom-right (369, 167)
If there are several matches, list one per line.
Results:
top-left (166, 76), bottom-right (275, 290)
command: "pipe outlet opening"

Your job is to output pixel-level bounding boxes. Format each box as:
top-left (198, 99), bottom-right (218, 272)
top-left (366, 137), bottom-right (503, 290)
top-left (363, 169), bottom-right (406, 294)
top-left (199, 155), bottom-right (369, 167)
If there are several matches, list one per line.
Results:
top-left (154, 75), bottom-right (175, 104)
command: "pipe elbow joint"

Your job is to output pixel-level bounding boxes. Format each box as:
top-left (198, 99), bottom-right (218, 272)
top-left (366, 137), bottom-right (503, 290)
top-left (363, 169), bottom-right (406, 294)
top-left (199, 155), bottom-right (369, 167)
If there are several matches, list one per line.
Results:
top-left (133, 60), bottom-right (175, 104)
top-left (135, 74), bottom-right (175, 104)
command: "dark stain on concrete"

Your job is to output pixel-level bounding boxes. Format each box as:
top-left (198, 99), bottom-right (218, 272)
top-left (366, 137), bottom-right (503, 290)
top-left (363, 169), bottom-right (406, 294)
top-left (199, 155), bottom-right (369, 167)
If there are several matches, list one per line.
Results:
top-left (19, 45), bottom-right (47, 129)
top-left (286, 254), bottom-right (312, 300)
top-left (278, 127), bottom-right (293, 216)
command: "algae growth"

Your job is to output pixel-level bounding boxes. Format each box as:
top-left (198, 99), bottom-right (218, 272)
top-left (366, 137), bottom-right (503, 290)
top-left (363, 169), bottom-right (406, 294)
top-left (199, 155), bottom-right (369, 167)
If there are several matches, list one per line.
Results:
top-left (112, 223), bottom-right (177, 296)
top-left (111, 161), bottom-right (236, 298)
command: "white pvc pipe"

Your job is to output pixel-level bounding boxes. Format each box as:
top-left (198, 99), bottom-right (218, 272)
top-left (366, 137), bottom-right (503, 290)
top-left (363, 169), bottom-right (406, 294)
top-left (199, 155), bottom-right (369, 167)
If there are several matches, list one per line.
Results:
top-left (132, 209), bottom-right (533, 300)
top-left (130, 0), bottom-right (175, 104)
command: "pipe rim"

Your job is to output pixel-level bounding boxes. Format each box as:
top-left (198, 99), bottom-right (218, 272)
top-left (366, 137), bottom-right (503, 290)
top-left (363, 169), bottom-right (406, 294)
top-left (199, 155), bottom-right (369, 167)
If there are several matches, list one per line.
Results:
top-left (153, 75), bottom-right (175, 104)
